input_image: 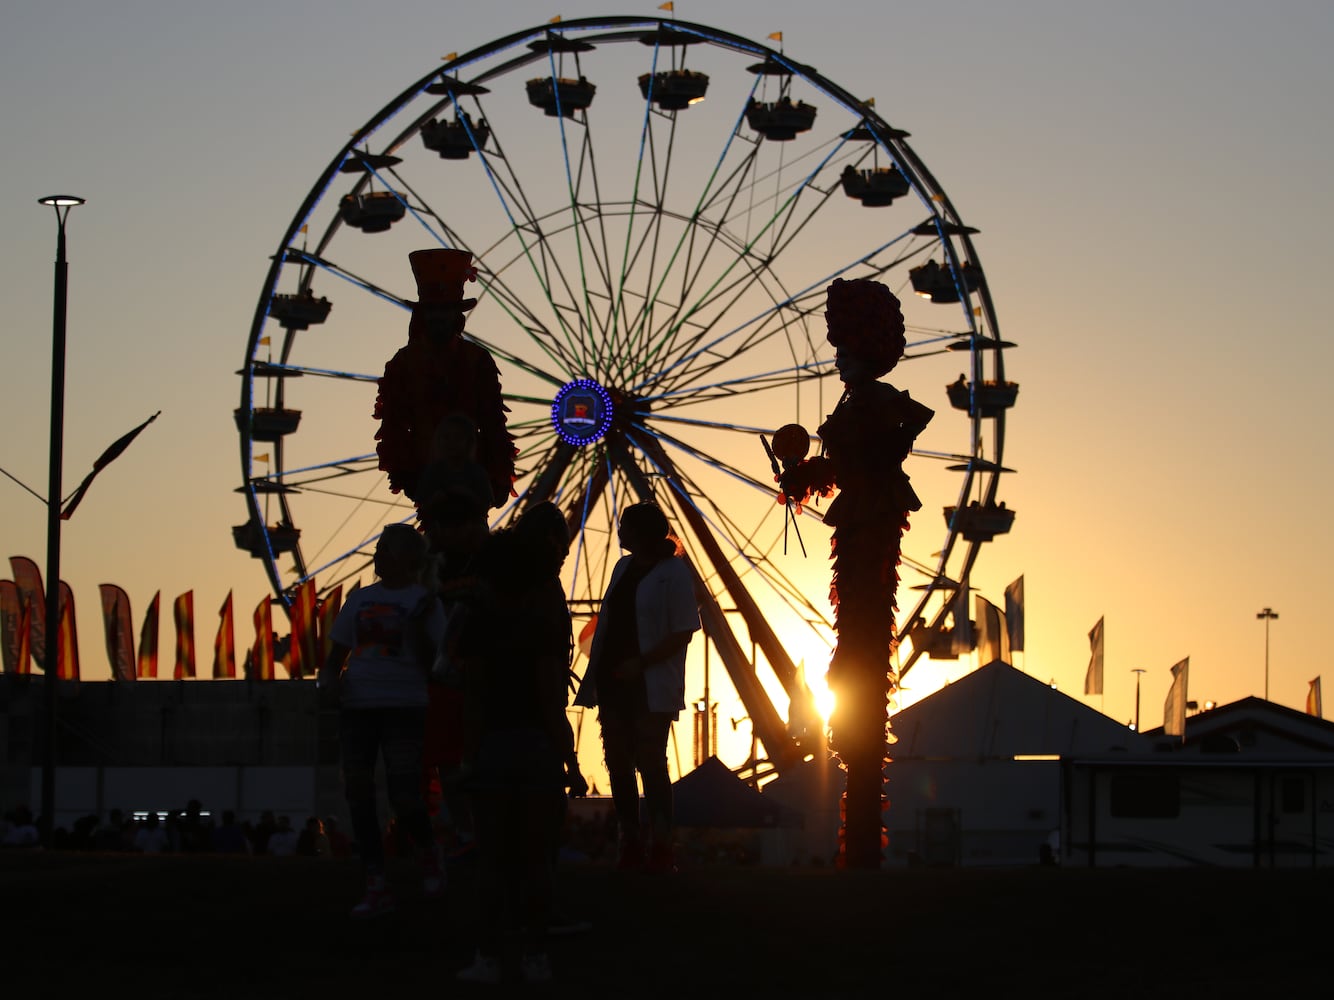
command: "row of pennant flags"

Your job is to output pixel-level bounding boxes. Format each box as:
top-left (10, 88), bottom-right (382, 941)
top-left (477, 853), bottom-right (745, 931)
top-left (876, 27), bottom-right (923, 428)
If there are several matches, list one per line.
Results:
top-left (1083, 615), bottom-right (1323, 730)
top-left (0, 556), bottom-right (344, 682)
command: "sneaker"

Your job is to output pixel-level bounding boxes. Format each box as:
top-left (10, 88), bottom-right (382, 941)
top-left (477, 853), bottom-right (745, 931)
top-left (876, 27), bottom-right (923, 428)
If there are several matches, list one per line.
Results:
top-left (547, 910), bottom-right (593, 936)
top-left (519, 952), bottom-right (554, 985)
top-left (350, 876), bottom-right (395, 919)
top-left (457, 951), bottom-right (503, 986)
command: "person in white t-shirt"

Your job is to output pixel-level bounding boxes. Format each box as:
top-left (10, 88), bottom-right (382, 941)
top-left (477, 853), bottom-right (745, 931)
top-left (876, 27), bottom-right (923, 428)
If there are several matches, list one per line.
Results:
top-left (574, 502), bottom-right (699, 873)
top-left (319, 523), bottom-right (447, 918)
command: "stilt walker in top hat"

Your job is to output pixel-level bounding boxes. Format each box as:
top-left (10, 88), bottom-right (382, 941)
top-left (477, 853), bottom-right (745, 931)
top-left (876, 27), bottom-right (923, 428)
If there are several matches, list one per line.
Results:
top-left (373, 249), bottom-right (516, 510)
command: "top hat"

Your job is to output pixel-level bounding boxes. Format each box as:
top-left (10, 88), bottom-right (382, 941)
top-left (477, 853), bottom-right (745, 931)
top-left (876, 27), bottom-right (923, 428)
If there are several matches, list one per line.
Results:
top-left (409, 248), bottom-right (478, 310)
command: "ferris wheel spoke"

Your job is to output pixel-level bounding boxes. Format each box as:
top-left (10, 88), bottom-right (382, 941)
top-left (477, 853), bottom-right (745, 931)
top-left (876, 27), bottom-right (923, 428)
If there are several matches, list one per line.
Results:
top-left (635, 436), bottom-right (811, 708)
top-left (645, 228), bottom-right (922, 395)
top-left (277, 249), bottom-right (412, 311)
top-left (604, 59), bottom-right (677, 386)
top-left (645, 152), bottom-right (855, 389)
top-left (375, 166), bottom-right (589, 377)
top-left (615, 79), bottom-right (764, 375)
top-left (636, 429), bottom-right (828, 611)
top-left (434, 101), bottom-right (596, 373)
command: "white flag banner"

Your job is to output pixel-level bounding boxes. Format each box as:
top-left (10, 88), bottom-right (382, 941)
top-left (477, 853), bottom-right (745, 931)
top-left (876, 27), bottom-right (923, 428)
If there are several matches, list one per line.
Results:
top-left (1163, 658), bottom-right (1190, 737)
top-left (1004, 576), bottom-right (1025, 652)
top-left (975, 595), bottom-right (1010, 666)
top-left (1084, 617), bottom-right (1105, 695)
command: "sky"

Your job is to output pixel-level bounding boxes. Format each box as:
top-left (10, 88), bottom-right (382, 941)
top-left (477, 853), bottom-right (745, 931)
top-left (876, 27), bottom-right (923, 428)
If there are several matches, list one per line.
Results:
top-left (2, 0), bottom-right (1332, 782)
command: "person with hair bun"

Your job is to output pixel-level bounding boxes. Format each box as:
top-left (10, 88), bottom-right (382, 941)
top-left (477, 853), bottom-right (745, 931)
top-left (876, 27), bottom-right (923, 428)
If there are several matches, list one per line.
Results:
top-left (574, 501), bottom-right (699, 873)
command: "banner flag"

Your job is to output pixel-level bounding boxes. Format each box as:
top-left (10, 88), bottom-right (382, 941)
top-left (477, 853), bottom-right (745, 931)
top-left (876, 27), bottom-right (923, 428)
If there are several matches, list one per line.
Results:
top-left (1004, 576), bottom-right (1025, 652)
top-left (138, 591), bottom-right (161, 679)
top-left (317, 584), bottom-right (343, 667)
top-left (57, 581), bottom-right (80, 681)
top-left (60, 410), bottom-right (160, 520)
top-left (1163, 657), bottom-right (1189, 737)
top-left (9, 556), bottom-right (46, 668)
top-left (1, 581), bottom-right (20, 673)
top-left (1084, 617), bottom-right (1105, 696)
top-left (1307, 677), bottom-right (1323, 719)
top-left (950, 586), bottom-right (973, 657)
top-left (213, 592), bottom-right (237, 680)
top-left (974, 595), bottom-right (1010, 666)
top-left (252, 595), bottom-right (276, 681)
top-left (288, 579), bottom-right (318, 678)
top-left (173, 591), bottom-right (196, 679)
top-left (98, 584), bottom-right (136, 681)
top-left (577, 614), bottom-right (598, 658)
top-left (16, 597), bottom-right (33, 675)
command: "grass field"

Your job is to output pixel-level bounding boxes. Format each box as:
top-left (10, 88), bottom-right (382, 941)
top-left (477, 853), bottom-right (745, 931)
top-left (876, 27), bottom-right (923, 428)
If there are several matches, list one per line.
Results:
top-left (3, 850), bottom-right (1328, 998)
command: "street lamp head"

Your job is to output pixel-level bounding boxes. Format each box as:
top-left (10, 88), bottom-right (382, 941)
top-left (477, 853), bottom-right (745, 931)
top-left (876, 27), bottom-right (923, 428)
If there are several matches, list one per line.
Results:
top-left (38, 195), bottom-right (86, 207)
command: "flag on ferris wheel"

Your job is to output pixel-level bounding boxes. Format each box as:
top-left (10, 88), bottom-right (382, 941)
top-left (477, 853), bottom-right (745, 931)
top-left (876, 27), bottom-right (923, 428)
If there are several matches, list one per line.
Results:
top-left (98, 584), bottom-right (136, 681)
top-left (138, 592), bottom-right (161, 680)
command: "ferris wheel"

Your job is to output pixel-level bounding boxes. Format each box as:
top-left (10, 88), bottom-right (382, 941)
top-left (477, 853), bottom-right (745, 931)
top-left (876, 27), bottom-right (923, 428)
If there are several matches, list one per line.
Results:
top-left (234, 15), bottom-right (1016, 769)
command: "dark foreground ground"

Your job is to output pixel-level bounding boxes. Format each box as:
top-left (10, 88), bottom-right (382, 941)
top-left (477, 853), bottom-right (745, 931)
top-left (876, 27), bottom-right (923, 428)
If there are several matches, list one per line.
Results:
top-left (2, 850), bottom-right (1328, 998)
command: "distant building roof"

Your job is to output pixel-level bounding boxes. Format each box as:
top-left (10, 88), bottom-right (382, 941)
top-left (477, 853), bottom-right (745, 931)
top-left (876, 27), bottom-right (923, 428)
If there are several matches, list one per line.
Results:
top-left (889, 660), bottom-right (1149, 759)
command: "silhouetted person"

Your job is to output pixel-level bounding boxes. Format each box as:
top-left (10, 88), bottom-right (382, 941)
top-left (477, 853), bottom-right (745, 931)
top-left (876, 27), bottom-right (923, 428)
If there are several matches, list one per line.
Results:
top-left (574, 501), bottom-right (699, 873)
top-left (455, 502), bottom-right (588, 986)
top-left (319, 523), bottom-right (447, 917)
top-left (777, 277), bottom-right (932, 869)
top-left (373, 248), bottom-right (515, 509)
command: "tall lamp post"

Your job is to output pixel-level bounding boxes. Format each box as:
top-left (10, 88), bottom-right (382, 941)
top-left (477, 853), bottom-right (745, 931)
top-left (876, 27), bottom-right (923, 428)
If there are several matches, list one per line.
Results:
top-left (1131, 668), bottom-right (1146, 732)
top-left (1257, 607), bottom-right (1279, 701)
top-left (38, 194), bottom-right (84, 843)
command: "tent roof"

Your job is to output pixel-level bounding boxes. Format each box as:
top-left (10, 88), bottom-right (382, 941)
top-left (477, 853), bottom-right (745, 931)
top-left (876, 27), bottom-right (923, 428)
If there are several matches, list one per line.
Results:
top-left (890, 660), bottom-right (1150, 758)
top-left (672, 756), bottom-right (802, 828)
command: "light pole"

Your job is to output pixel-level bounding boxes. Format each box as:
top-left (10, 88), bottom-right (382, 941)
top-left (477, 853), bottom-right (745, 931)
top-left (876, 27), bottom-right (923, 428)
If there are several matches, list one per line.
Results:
top-left (38, 194), bottom-right (84, 843)
top-left (1131, 668), bottom-right (1146, 732)
top-left (1257, 607), bottom-right (1279, 701)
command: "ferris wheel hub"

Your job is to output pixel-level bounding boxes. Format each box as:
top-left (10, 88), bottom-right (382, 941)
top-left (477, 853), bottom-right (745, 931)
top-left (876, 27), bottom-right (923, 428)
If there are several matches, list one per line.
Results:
top-left (552, 378), bottom-right (615, 447)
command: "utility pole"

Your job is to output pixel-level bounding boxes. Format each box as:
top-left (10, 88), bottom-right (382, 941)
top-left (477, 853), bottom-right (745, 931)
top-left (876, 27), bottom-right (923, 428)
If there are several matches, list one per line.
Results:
top-left (1131, 668), bottom-right (1146, 732)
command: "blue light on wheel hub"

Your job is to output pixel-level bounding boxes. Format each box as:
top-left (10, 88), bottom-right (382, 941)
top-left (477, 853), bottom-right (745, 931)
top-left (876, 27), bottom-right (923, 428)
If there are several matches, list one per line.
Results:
top-left (551, 378), bottom-right (614, 446)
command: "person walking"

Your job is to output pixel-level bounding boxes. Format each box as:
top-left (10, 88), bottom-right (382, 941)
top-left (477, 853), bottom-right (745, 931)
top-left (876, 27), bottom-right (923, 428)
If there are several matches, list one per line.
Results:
top-left (318, 523), bottom-right (447, 917)
top-left (574, 501), bottom-right (699, 873)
